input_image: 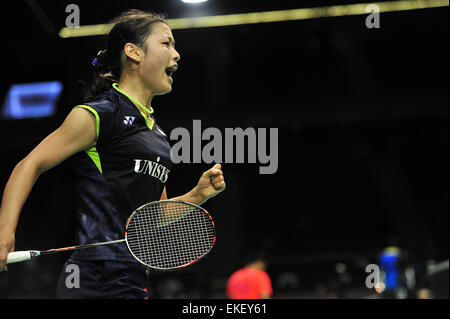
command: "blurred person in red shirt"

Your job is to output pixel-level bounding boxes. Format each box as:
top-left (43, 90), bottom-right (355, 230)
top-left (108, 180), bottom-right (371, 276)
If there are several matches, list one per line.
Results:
top-left (226, 251), bottom-right (272, 299)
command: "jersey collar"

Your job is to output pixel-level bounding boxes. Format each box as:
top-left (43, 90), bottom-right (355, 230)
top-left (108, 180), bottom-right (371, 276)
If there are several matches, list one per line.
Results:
top-left (112, 83), bottom-right (155, 130)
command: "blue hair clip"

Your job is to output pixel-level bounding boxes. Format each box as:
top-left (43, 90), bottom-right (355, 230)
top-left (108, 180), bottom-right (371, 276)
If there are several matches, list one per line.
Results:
top-left (92, 57), bottom-right (103, 68)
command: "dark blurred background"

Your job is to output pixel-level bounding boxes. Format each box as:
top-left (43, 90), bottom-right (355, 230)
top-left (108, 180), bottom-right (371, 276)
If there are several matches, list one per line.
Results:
top-left (0, 0), bottom-right (448, 299)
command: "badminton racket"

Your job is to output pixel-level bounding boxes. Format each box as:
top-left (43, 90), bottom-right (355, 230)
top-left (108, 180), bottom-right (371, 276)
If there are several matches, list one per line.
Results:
top-left (6, 200), bottom-right (216, 271)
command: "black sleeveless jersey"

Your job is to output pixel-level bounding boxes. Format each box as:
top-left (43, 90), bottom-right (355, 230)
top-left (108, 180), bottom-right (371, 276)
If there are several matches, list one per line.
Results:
top-left (70, 83), bottom-right (172, 262)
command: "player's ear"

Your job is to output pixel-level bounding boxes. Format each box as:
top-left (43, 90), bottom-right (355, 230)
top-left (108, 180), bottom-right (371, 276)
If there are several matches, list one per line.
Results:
top-left (124, 43), bottom-right (144, 64)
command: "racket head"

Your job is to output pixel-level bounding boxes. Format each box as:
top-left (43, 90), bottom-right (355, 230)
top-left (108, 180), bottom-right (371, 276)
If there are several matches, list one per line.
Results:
top-left (124, 200), bottom-right (216, 271)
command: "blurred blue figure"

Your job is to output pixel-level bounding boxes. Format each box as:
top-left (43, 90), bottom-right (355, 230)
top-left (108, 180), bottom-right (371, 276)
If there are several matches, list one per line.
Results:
top-left (379, 246), bottom-right (401, 290)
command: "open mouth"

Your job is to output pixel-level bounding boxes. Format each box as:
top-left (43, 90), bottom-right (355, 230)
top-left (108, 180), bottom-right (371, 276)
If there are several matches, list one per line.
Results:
top-left (165, 65), bottom-right (178, 79)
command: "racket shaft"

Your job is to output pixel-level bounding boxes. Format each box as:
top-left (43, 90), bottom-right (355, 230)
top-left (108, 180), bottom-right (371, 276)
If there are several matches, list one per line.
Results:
top-left (6, 251), bottom-right (33, 264)
top-left (5, 239), bottom-right (126, 264)
top-left (41, 239), bottom-right (126, 255)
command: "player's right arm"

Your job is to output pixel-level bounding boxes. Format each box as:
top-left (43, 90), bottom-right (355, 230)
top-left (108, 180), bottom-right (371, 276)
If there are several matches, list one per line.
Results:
top-left (259, 271), bottom-right (273, 299)
top-left (0, 107), bottom-right (97, 271)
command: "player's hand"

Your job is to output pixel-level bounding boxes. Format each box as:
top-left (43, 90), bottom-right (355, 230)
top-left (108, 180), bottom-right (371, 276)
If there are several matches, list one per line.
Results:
top-left (194, 164), bottom-right (226, 203)
top-left (0, 228), bottom-right (15, 272)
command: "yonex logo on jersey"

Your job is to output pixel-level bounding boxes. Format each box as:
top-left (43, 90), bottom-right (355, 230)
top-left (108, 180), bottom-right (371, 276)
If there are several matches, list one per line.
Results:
top-left (124, 116), bottom-right (136, 125)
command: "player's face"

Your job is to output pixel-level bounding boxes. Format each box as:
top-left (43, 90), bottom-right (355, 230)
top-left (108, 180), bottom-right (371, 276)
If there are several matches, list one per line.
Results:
top-left (139, 22), bottom-right (180, 95)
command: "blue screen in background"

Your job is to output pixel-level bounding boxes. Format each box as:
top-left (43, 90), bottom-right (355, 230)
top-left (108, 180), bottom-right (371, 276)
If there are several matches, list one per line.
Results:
top-left (2, 81), bottom-right (63, 119)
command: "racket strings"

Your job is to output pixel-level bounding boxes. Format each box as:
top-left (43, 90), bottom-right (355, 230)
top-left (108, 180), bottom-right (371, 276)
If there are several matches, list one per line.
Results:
top-left (126, 202), bottom-right (215, 270)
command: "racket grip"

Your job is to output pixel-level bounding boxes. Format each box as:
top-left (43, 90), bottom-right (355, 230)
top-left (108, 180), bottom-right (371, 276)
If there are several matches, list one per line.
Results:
top-left (6, 251), bottom-right (32, 264)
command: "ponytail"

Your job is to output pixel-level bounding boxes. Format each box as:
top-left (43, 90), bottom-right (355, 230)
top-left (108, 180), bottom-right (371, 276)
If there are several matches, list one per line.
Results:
top-left (81, 50), bottom-right (117, 101)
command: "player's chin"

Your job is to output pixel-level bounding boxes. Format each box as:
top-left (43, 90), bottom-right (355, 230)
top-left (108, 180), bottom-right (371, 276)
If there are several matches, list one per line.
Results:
top-left (159, 85), bottom-right (172, 95)
top-left (165, 83), bottom-right (173, 93)
top-left (154, 83), bottom-right (173, 96)
top-left (161, 77), bottom-right (174, 93)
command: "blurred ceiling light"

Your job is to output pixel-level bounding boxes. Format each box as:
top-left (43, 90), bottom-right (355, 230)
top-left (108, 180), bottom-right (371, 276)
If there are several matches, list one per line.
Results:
top-left (181, 0), bottom-right (208, 3)
top-left (59, 0), bottom-right (449, 38)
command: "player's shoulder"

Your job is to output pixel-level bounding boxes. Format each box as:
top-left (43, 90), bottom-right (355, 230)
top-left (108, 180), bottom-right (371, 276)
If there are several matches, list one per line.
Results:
top-left (80, 88), bottom-right (120, 114)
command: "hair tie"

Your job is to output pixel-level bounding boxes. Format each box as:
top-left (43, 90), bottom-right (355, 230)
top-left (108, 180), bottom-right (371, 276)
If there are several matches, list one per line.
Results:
top-left (92, 57), bottom-right (103, 68)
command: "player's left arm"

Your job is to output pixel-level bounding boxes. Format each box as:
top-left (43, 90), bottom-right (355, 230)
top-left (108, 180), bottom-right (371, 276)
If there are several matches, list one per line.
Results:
top-left (161, 164), bottom-right (226, 206)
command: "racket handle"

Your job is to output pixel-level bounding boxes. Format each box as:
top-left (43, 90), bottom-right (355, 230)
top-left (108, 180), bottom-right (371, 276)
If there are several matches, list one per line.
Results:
top-left (6, 251), bottom-right (32, 264)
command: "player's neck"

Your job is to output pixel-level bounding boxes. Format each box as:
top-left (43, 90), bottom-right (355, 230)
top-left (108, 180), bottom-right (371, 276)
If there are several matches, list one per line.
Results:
top-left (117, 74), bottom-right (153, 109)
top-left (247, 261), bottom-right (265, 270)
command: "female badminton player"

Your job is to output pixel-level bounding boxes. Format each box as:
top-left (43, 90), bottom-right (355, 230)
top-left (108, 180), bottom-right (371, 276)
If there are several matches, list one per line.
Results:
top-left (0, 9), bottom-right (226, 298)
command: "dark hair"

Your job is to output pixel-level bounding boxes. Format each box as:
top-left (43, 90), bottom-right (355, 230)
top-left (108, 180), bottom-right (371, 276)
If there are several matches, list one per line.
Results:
top-left (244, 250), bottom-right (269, 266)
top-left (82, 9), bottom-right (167, 101)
